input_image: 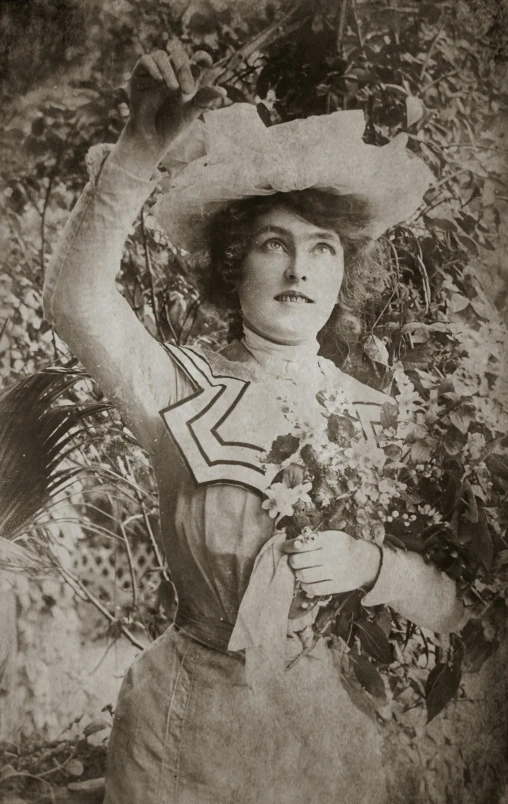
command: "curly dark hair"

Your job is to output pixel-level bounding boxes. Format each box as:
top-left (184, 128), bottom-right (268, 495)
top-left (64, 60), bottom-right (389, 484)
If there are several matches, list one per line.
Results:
top-left (197, 190), bottom-right (390, 344)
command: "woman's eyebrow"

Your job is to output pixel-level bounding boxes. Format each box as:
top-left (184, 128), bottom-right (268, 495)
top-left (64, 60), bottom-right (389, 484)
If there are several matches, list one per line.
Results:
top-left (303, 230), bottom-right (340, 242)
top-left (254, 224), bottom-right (339, 241)
top-left (254, 224), bottom-right (290, 237)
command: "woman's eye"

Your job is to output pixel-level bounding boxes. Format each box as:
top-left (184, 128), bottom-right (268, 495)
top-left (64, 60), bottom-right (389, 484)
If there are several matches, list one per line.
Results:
top-left (263, 239), bottom-right (286, 252)
top-left (314, 243), bottom-right (336, 255)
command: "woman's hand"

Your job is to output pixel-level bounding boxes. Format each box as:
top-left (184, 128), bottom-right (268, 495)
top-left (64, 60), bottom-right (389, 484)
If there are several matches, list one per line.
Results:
top-left (111, 40), bottom-right (226, 178)
top-left (283, 531), bottom-right (382, 597)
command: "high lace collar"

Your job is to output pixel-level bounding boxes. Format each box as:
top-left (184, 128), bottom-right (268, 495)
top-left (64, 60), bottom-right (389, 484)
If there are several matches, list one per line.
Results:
top-left (241, 323), bottom-right (321, 380)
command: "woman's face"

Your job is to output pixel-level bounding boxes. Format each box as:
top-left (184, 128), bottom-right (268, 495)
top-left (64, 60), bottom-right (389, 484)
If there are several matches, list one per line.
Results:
top-left (236, 205), bottom-right (344, 344)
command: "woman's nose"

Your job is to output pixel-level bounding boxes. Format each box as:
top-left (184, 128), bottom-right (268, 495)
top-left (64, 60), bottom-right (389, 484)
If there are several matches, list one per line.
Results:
top-left (284, 252), bottom-right (307, 281)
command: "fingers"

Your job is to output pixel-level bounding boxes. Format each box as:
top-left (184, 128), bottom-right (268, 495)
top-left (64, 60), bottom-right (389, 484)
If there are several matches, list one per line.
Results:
top-left (132, 52), bottom-right (178, 96)
top-left (133, 42), bottom-right (226, 116)
top-left (167, 37), bottom-right (195, 95)
top-left (287, 550), bottom-right (322, 570)
top-left (301, 581), bottom-right (337, 598)
top-left (295, 566), bottom-right (331, 584)
top-left (180, 86), bottom-right (227, 127)
top-left (283, 535), bottom-right (324, 555)
top-left (133, 45), bottom-right (199, 98)
top-left (191, 50), bottom-right (214, 70)
top-left (151, 50), bottom-right (179, 92)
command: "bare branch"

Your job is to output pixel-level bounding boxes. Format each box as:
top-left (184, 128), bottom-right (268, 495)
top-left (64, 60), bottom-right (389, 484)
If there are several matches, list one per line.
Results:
top-left (56, 562), bottom-right (145, 651)
top-left (140, 209), bottom-right (163, 341)
top-left (336, 0), bottom-right (350, 56)
top-left (118, 508), bottom-right (138, 609)
top-left (212, 3), bottom-right (311, 86)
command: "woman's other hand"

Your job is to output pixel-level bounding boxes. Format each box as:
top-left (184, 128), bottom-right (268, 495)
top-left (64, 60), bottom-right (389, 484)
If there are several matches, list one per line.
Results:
top-left (111, 41), bottom-right (227, 178)
top-left (283, 531), bottom-right (382, 597)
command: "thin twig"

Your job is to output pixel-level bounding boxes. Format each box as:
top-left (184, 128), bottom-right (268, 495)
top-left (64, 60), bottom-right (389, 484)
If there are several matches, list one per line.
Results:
top-left (0, 771), bottom-right (56, 803)
top-left (75, 466), bottom-right (157, 500)
top-left (0, 316), bottom-right (9, 343)
top-left (40, 146), bottom-right (65, 272)
top-left (336, 0), bottom-right (350, 55)
top-left (56, 562), bottom-right (145, 651)
top-left (87, 635), bottom-right (120, 676)
top-left (125, 456), bottom-right (170, 584)
top-left (419, 17), bottom-right (445, 80)
top-left (372, 286), bottom-right (398, 331)
top-left (212, 3), bottom-right (311, 86)
top-left (163, 297), bottom-right (181, 345)
top-left (40, 174), bottom-right (55, 273)
top-left (415, 245), bottom-right (431, 314)
top-left (180, 297), bottom-right (201, 344)
top-left (21, 519), bottom-right (123, 558)
top-left (436, 143), bottom-right (508, 152)
top-left (350, 0), bottom-right (365, 51)
top-left (118, 517), bottom-right (138, 609)
top-left (140, 209), bottom-right (164, 340)
top-left (422, 65), bottom-right (461, 94)
top-left (432, 167), bottom-right (471, 190)
top-left (355, 4), bottom-right (423, 11)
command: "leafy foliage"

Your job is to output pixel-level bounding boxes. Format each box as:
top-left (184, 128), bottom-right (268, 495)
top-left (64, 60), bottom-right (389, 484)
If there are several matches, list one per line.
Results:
top-left (0, 364), bottom-right (109, 551)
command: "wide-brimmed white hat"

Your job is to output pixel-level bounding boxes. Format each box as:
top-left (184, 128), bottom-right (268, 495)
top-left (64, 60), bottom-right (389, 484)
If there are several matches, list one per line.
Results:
top-left (153, 103), bottom-right (433, 252)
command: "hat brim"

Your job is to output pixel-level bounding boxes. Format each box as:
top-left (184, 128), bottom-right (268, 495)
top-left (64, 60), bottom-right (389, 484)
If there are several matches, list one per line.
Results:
top-left (153, 104), bottom-right (433, 252)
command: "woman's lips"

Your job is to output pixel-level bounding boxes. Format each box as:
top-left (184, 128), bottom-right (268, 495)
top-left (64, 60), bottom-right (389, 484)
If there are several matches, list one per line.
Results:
top-left (274, 292), bottom-right (313, 304)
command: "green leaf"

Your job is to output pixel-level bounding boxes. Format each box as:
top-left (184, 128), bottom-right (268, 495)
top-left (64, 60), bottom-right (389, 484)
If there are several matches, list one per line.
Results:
top-left (449, 294), bottom-right (470, 313)
top-left (486, 454), bottom-right (508, 480)
top-left (476, 435), bottom-right (508, 464)
top-left (462, 619), bottom-right (497, 673)
top-left (384, 443), bottom-right (403, 461)
top-left (265, 434), bottom-right (300, 464)
top-left (411, 439), bottom-right (435, 463)
top-left (449, 402), bottom-right (476, 434)
top-left (338, 672), bottom-right (378, 722)
top-left (364, 334), bottom-right (390, 366)
top-left (426, 658), bottom-right (462, 722)
top-left (83, 719), bottom-right (110, 737)
top-left (406, 95), bottom-right (425, 127)
top-left (66, 759), bottom-right (84, 777)
top-left (327, 414), bottom-right (355, 445)
top-left (424, 215), bottom-right (457, 232)
top-left (380, 401), bottom-right (398, 430)
top-left (351, 653), bottom-right (387, 700)
top-left (437, 379), bottom-right (455, 396)
top-left (440, 391), bottom-right (462, 406)
top-left (443, 426), bottom-right (468, 456)
top-left (401, 347), bottom-right (436, 369)
top-left (459, 511), bottom-right (493, 570)
top-left (356, 618), bottom-right (393, 665)
top-left (222, 85), bottom-right (248, 103)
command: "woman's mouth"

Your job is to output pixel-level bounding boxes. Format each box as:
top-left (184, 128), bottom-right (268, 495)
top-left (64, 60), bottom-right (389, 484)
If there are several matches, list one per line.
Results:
top-left (274, 292), bottom-right (313, 304)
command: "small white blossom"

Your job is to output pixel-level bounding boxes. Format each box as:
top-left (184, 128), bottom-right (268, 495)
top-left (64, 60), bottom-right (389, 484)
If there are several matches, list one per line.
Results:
top-left (262, 482), bottom-right (312, 520)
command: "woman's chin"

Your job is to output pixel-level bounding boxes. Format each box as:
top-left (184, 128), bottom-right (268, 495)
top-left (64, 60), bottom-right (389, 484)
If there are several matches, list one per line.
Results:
top-left (262, 324), bottom-right (321, 345)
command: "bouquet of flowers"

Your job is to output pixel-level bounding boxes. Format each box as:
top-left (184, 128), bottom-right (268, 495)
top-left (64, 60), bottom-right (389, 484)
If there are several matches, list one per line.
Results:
top-left (261, 356), bottom-right (508, 722)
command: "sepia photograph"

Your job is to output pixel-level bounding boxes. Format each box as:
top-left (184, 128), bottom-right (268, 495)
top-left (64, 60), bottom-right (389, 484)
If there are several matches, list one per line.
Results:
top-left (0, 0), bottom-right (507, 802)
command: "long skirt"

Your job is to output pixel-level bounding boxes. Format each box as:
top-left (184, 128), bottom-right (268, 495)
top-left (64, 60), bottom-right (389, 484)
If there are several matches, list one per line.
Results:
top-left (104, 626), bottom-right (388, 804)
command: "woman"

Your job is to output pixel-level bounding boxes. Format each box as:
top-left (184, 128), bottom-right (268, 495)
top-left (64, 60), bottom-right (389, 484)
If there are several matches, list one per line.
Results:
top-left (43, 45), bottom-right (467, 804)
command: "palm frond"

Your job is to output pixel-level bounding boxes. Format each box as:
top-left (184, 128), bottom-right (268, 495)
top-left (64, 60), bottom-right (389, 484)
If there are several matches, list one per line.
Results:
top-left (0, 535), bottom-right (51, 575)
top-left (0, 362), bottom-right (111, 546)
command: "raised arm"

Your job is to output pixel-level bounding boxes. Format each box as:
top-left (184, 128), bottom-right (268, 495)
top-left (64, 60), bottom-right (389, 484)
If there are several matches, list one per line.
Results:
top-left (42, 45), bottom-right (226, 454)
